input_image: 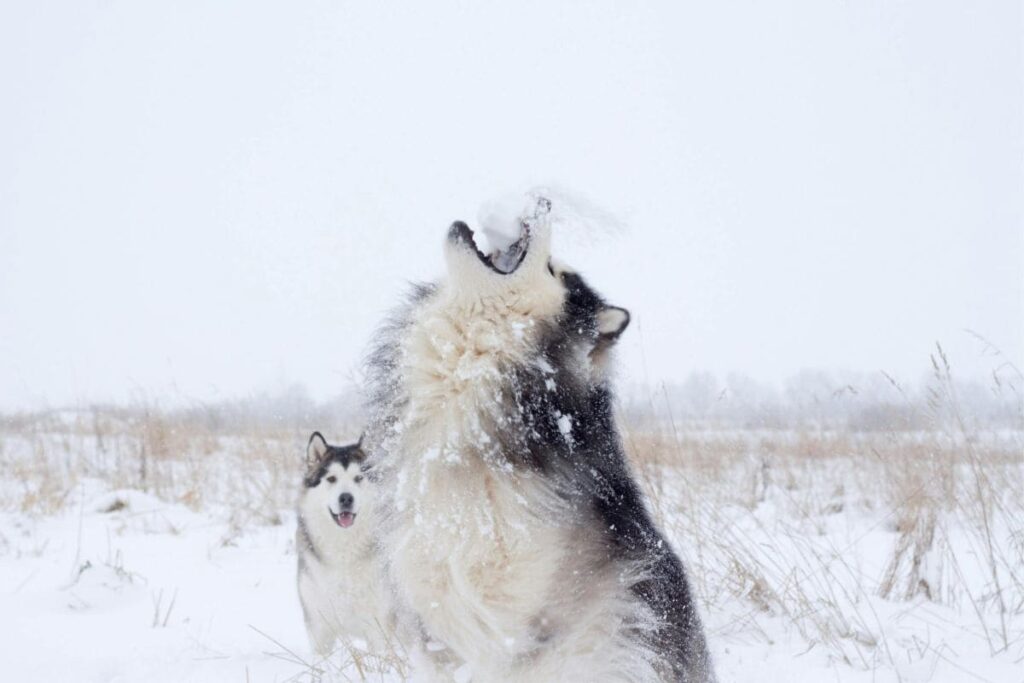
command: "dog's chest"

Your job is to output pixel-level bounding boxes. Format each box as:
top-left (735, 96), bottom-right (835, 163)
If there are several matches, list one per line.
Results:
top-left (387, 303), bottom-right (576, 653)
top-left (389, 447), bottom-right (570, 652)
top-left (402, 301), bottom-right (539, 411)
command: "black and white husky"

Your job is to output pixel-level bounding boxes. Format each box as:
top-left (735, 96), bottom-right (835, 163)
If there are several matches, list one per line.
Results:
top-left (296, 432), bottom-right (388, 654)
top-left (364, 210), bottom-right (715, 681)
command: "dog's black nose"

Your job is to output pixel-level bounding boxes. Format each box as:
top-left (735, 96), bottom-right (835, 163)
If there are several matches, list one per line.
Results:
top-left (338, 493), bottom-right (354, 509)
top-left (448, 221), bottom-right (472, 243)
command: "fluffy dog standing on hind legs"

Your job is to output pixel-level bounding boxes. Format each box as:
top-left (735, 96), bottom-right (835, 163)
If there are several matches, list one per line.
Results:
top-left (364, 200), bottom-right (715, 682)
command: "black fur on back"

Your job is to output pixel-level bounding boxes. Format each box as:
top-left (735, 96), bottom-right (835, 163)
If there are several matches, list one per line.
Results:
top-left (502, 271), bottom-right (714, 681)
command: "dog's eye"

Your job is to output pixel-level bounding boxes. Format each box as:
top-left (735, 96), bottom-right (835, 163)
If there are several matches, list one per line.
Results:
top-left (354, 475), bottom-right (364, 484)
top-left (326, 475), bottom-right (337, 484)
top-left (547, 260), bottom-right (555, 277)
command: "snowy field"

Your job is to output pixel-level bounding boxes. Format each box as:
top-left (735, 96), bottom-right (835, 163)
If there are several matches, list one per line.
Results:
top-left (1, 404), bottom-right (1021, 682)
top-left (2, 2), bottom-right (1019, 681)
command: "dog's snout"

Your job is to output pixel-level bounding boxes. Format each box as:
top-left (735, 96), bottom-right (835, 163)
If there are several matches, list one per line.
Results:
top-left (448, 221), bottom-right (472, 243)
top-left (338, 493), bottom-right (354, 509)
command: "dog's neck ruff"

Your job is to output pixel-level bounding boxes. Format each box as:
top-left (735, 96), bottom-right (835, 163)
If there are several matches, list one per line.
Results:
top-left (397, 273), bottom-right (563, 456)
top-left (372, 267), bottom-right (570, 559)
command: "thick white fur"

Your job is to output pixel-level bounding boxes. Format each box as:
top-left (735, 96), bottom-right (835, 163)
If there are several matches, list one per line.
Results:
top-left (381, 224), bottom-right (662, 681)
top-left (297, 462), bottom-right (390, 655)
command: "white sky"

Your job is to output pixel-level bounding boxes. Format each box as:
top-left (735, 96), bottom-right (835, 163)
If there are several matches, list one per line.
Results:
top-left (1, 1), bottom-right (1021, 410)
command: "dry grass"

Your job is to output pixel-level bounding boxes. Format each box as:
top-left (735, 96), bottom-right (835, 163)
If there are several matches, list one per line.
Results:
top-left (622, 353), bottom-right (1024, 673)
top-left (0, 362), bottom-right (1021, 679)
top-left (0, 404), bottom-right (362, 526)
top-left (251, 626), bottom-right (410, 683)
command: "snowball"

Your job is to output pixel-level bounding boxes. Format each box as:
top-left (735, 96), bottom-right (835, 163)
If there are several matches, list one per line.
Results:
top-left (476, 194), bottom-right (535, 253)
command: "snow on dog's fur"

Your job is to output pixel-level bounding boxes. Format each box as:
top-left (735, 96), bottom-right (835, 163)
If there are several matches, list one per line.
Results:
top-left (296, 433), bottom-right (389, 654)
top-left (364, 207), bottom-right (715, 682)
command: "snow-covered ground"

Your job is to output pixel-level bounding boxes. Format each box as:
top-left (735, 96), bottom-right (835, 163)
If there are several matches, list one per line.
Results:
top-left (0, 425), bottom-right (1021, 682)
top-left (0, 484), bottom-right (326, 681)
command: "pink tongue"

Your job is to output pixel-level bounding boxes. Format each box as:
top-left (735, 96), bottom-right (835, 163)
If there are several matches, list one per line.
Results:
top-left (337, 513), bottom-right (355, 528)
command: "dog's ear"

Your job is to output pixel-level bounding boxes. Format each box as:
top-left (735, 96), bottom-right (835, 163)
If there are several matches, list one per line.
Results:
top-left (596, 306), bottom-right (630, 343)
top-left (589, 306), bottom-right (630, 379)
top-left (353, 440), bottom-right (371, 470)
top-left (306, 432), bottom-right (328, 468)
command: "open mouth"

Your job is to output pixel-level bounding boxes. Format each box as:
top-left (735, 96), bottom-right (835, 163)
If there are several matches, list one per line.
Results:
top-left (448, 220), bottom-right (531, 275)
top-left (330, 509), bottom-right (356, 528)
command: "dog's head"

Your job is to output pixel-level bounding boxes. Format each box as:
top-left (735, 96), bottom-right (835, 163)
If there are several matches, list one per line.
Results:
top-left (443, 198), bottom-right (560, 307)
top-left (440, 198), bottom-right (630, 386)
top-left (303, 432), bottom-right (370, 529)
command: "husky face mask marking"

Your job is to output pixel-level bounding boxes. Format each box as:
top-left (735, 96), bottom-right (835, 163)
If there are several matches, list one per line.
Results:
top-left (304, 432), bottom-right (368, 529)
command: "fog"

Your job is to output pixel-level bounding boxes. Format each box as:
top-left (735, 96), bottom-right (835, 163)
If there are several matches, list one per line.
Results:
top-left (1, 0), bottom-right (1020, 411)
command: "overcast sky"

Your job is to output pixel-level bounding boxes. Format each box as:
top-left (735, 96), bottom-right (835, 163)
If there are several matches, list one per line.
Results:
top-left (1, 1), bottom-right (1020, 411)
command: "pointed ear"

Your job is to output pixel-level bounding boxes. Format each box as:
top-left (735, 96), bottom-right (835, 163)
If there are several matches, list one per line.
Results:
top-left (597, 306), bottom-right (630, 342)
top-left (306, 432), bottom-right (328, 467)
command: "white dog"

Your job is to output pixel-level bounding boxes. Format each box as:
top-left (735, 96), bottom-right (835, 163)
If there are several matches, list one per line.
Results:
top-left (295, 432), bottom-right (389, 655)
